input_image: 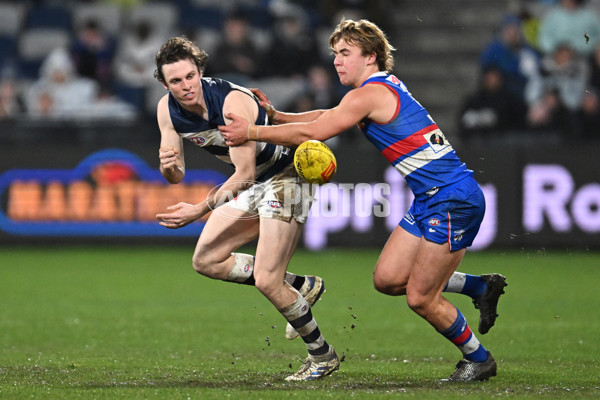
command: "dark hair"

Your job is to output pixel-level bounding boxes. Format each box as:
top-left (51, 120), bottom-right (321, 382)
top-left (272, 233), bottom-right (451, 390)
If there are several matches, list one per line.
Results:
top-left (328, 19), bottom-right (395, 72)
top-left (154, 36), bottom-right (208, 83)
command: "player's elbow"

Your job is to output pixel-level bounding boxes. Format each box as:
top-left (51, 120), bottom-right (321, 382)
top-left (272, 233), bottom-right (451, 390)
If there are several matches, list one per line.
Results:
top-left (231, 169), bottom-right (256, 189)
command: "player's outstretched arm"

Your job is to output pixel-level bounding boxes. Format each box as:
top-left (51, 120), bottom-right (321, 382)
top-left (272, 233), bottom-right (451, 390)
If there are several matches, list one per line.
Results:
top-left (249, 88), bottom-right (326, 125)
top-left (155, 142), bottom-right (257, 229)
top-left (221, 85), bottom-right (377, 147)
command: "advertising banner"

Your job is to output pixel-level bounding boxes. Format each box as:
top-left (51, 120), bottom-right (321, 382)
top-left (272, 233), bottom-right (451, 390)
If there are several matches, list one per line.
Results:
top-left (1, 139), bottom-right (599, 250)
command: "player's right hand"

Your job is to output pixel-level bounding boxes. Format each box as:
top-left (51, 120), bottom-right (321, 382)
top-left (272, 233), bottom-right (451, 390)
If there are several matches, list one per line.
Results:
top-left (249, 88), bottom-right (270, 106)
top-left (219, 113), bottom-right (250, 146)
top-left (250, 88), bottom-right (277, 123)
top-left (159, 147), bottom-right (179, 170)
top-left (156, 202), bottom-right (198, 229)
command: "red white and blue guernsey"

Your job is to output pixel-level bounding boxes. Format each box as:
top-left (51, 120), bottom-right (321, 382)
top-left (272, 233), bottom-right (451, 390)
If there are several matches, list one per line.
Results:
top-left (168, 77), bottom-right (293, 182)
top-left (359, 72), bottom-right (485, 250)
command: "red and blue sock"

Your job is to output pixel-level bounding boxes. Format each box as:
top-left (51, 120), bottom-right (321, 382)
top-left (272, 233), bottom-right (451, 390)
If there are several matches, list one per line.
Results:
top-left (440, 308), bottom-right (488, 362)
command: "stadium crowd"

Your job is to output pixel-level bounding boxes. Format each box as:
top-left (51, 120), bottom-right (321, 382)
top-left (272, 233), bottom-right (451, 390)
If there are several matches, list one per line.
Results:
top-left (459, 0), bottom-right (600, 144)
top-left (1, 0), bottom-right (599, 144)
top-left (0, 0), bottom-right (378, 123)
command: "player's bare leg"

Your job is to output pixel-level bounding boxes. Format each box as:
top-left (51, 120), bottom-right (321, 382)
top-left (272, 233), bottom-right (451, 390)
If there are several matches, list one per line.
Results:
top-left (375, 227), bottom-right (507, 334)
top-left (373, 226), bottom-right (496, 381)
top-left (192, 205), bottom-right (316, 290)
top-left (372, 226), bottom-right (419, 296)
top-left (254, 216), bottom-right (338, 381)
top-left (252, 216), bottom-right (301, 307)
top-left (192, 205), bottom-right (259, 280)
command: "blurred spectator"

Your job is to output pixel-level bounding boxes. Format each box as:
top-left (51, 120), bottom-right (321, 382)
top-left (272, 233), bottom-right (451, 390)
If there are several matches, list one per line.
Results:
top-left (538, 0), bottom-right (600, 57)
top-left (205, 10), bottom-right (262, 84)
top-left (70, 18), bottom-right (116, 93)
top-left (518, 7), bottom-right (542, 50)
top-left (525, 44), bottom-right (589, 139)
top-left (266, 5), bottom-right (320, 78)
top-left (26, 47), bottom-right (135, 120)
top-left (290, 64), bottom-right (341, 112)
top-left (0, 67), bottom-right (25, 119)
top-left (458, 66), bottom-right (527, 142)
top-left (113, 20), bottom-right (165, 89)
top-left (26, 47), bottom-right (98, 118)
top-left (575, 89), bottom-right (600, 140)
top-left (480, 14), bottom-right (541, 101)
top-left (526, 88), bottom-right (571, 135)
top-left (527, 44), bottom-right (589, 111)
top-left (589, 43), bottom-right (600, 90)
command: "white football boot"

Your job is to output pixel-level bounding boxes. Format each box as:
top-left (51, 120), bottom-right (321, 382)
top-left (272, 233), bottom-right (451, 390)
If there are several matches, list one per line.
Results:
top-left (285, 346), bottom-right (340, 381)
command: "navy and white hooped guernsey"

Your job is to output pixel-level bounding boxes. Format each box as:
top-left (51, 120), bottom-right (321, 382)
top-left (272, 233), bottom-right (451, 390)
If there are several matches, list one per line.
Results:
top-left (168, 77), bottom-right (293, 182)
top-left (359, 72), bottom-right (473, 199)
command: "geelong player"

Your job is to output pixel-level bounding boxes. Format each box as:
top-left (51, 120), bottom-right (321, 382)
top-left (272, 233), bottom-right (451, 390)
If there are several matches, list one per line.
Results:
top-left (220, 19), bottom-right (507, 381)
top-left (153, 37), bottom-right (339, 381)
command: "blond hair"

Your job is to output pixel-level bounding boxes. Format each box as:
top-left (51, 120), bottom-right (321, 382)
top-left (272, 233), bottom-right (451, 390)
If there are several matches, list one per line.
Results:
top-left (329, 19), bottom-right (395, 72)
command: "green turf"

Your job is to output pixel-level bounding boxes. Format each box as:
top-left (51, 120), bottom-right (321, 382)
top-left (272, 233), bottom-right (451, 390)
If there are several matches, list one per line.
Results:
top-left (1, 246), bottom-right (599, 399)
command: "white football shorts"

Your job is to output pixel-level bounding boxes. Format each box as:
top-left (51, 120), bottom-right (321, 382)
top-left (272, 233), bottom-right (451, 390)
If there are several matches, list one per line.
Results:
top-left (227, 164), bottom-right (315, 223)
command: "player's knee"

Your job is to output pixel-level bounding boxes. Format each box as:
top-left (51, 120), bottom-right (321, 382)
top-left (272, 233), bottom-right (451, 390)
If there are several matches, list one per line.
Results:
top-left (373, 273), bottom-right (407, 296)
top-left (192, 249), bottom-right (216, 276)
top-left (253, 271), bottom-right (281, 298)
top-left (406, 291), bottom-right (433, 316)
top-left (192, 253), bottom-right (208, 275)
top-left (253, 276), bottom-right (273, 297)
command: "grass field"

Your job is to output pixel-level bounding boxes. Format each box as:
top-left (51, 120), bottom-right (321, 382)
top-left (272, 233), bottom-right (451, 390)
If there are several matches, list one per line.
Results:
top-left (1, 245), bottom-right (599, 399)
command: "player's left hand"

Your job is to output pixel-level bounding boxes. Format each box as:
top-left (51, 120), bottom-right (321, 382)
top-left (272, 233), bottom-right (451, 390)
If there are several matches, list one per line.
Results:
top-left (156, 202), bottom-right (198, 229)
top-left (219, 113), bottom-right (250, 146)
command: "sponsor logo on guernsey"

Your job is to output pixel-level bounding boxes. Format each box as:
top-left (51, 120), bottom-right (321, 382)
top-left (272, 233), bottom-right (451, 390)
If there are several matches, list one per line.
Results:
top-left (429, 133), bottom-right (445, 145)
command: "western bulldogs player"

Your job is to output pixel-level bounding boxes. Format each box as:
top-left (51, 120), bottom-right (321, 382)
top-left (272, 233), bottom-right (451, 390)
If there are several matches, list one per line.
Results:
top-left (220, 19), bottom-right (507, 381)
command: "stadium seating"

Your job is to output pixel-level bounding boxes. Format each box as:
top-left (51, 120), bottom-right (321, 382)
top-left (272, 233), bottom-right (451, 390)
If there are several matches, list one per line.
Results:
top-left (126, 2), bottom-right (179, 35)
top-left (113, 81), bottom-right (147, 112)
top-left (17, 28), bottom-right (71, 79)
top-left (179, 6), bottom-right (225, 32)
top-left (72, 3), bottom-right (122, 36)
top-left (0, 35), bottom-right (18, 71)
top-left (24, 4), bottom-right (72, 31)
top-left (0, 3), bottom-right (26, 36)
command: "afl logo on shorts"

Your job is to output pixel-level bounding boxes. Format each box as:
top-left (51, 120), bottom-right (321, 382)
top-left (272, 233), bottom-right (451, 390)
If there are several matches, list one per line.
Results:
top-left (190, 136), bottom-right (206, 145)
top-left (428, 218), bottom-right (440, 226)
top-left (267, 200), bottom-right (283, 209)
top-left (244, 264), bottom-right (251, 273)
